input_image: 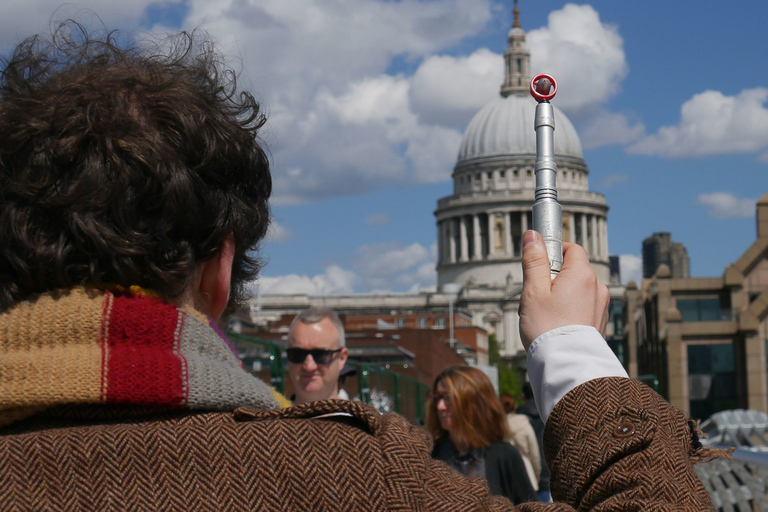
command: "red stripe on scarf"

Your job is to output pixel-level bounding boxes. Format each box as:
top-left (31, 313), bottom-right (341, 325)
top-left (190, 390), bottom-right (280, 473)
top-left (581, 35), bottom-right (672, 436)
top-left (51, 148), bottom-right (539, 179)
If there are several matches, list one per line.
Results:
top-left (105, 294), bottom-right (185, 406)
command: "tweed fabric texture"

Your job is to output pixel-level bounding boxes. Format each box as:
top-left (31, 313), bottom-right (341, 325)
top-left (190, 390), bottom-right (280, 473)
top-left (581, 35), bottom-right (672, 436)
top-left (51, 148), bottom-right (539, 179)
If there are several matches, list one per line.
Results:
top-left (0, 288), bottom-right (286, 427)
top-left (0, 380), bottom-right (718, 511)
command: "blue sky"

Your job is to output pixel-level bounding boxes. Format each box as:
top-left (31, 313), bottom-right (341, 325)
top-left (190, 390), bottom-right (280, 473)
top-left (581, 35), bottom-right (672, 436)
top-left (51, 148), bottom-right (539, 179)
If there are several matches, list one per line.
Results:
top-left (2, 1), bottom-right (766, 294)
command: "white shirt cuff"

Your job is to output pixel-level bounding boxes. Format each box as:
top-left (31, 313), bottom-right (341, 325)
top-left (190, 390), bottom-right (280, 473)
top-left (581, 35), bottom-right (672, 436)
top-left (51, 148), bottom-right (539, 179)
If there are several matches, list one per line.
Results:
top-left (526, 325), bottom-right (628, 423)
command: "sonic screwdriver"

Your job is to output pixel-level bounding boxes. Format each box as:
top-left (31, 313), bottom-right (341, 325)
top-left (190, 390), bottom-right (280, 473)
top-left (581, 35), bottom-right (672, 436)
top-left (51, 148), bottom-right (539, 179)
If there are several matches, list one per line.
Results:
top-left (530, 74), bottom-right (562, 280)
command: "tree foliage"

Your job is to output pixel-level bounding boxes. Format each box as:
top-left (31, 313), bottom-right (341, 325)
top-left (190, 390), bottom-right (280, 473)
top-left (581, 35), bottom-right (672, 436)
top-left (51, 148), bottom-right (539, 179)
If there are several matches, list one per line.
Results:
top-left (488, 333), bottom-right (523, 400)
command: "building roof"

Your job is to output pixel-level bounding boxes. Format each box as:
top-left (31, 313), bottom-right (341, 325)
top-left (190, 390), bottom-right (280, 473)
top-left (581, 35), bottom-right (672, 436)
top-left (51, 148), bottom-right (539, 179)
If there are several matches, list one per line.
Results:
top-left (457, 94), bottom-right (584, 162)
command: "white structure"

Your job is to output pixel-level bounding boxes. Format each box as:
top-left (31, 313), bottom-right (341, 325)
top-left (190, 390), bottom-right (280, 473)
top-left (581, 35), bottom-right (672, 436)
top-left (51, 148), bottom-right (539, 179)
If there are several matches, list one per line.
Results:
top-left (253, 4), bottom-right (622, 359)
top-left (433, 3), bottom-right (613, 355)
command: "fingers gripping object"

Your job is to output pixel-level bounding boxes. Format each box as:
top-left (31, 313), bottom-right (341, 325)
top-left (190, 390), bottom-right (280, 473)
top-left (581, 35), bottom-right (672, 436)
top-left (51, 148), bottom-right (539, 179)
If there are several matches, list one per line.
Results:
top-left (530, 74), bottom-right (562, 280)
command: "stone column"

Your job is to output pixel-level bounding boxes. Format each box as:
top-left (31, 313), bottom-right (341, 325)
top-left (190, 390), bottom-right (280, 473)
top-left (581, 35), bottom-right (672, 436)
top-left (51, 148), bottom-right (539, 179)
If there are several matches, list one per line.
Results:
top-left (580, 214), bottom-right (588, 251)
top-left (746, 333), bottom-right (768, 411)
top-left (665, 308), bottom-right (687, 414)
top-left (594, 216), bottom-right (602, 259)
top-left (521, 210), bottom-right (528, 233)
top-left (473, 214), bottom-right (482, 260)
top-left (448, 218), bottom-right (456, 263)
top-left (504, 212), bottom-right (512, 256)
top-left (590, 215), bottom-right (598, 259)
top-left (459, 216), bottom-right (469, 262)
top-left (600, 217), bottom-right (609, 259)
top-left (487, 213), bottom-right (495, 257)
top-left (436, 221), bottom-right (443, 265)
top-left (568, 214), bottom-right (576, 244)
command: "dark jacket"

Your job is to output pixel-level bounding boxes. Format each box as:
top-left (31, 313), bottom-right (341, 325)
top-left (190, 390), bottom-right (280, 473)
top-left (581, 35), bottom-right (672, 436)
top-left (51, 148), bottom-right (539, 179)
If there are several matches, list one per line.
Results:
top-left (0, 377), bottom-right (718, 511)
top-left (432, 438), bottom-right (537, 505)
top-left (486, 441), bottom-right (538, 504)
top-left (516, 399), bottom-right (549, 491)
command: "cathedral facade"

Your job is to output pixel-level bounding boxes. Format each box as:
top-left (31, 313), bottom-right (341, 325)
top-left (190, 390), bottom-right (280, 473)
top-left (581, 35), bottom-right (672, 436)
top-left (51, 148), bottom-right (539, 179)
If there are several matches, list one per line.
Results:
top-left (253, 7), bottom-right (622, 359)
top-left (432, 6), bottom-right (614, 355)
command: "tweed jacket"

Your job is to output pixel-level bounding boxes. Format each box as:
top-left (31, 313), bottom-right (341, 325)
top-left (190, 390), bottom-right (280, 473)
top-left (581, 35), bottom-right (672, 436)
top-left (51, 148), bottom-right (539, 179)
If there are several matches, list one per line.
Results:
top-left (0, 376), bottom-right (717, 511)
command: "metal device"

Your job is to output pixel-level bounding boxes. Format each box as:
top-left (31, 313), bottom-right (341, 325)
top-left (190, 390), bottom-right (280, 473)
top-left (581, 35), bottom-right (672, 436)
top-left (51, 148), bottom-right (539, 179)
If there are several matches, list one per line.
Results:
top-left (530, 73), bottom-right (562, 279)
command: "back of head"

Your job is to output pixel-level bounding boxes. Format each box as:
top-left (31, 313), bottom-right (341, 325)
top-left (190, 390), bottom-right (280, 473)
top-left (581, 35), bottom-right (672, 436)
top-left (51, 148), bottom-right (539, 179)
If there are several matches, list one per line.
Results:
top-left (426, 365), bottom-right (509, 448)
top-left (0, 22), bottom-right (272, 312)
top-left (522, 382), bottom-right (534, 401)
top-left (500, 393), bottom-right (516, 414)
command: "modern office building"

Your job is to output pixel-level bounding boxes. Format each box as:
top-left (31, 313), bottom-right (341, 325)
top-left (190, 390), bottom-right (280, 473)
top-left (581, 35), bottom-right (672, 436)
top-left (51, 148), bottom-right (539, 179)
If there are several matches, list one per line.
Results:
top-left (642, 232), bottom-right (690, 279)
top-left (624, 193), bottom-right (768, 418)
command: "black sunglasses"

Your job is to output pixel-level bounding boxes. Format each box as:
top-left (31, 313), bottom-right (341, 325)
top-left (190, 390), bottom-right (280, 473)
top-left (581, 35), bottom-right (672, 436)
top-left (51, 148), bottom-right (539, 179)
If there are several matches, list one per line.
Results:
top-left (286, 348), bottom-right (342, 365)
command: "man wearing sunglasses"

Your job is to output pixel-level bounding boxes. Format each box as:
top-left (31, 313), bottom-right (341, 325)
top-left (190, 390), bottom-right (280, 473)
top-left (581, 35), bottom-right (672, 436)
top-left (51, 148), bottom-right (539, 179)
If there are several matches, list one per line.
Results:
top-left (287, 307), bottom-right (349, 404)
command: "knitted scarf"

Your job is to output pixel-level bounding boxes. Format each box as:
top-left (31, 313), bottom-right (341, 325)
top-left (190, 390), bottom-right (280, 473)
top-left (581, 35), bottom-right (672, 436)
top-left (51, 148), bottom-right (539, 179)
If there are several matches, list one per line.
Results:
top-left (0, 287), bottom-right (290, 427)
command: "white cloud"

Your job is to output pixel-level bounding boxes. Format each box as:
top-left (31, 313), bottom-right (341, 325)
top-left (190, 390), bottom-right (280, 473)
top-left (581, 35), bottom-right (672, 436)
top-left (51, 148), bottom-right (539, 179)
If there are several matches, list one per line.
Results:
top-left (628, 88), bottom-right (768, 157)
top-left (580, 110), bottom-right (645, 149)
top-left (257, 265), bottom-right (357, 295)
top-left (409, 48), bottom-right (501, 127)
top-left (163, 0), bottom-right (495, 204)
top-left (354, 241), bottom-right (436, 292)
top-left (257, 240), bottom-right (437, 294)
top-left (0, 2), bottom-right (153, 52)
top-left (267, 220), bottom-right (293, 243)
top-left (365, 213), bottom-right (391, 226)
top-left (527, 4), bottom-right (628, 116)
top-left (697, 192), bottom-right (757, 220)
top-left (355, 242), bottom-right (429, 277)
top-left (760, 151), bottom-right (768, 163)
top-left (271, 74), bottom-right (462, 203)
top-left (598, 174), bottom-right (629, 190)
top-left (619, 254), bottom-right (642, 286)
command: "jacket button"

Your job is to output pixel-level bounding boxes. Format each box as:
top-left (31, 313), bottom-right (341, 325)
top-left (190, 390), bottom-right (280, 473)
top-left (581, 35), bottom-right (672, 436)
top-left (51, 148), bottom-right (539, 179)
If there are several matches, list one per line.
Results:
top-left (614, 422), bottom-right (636, 438)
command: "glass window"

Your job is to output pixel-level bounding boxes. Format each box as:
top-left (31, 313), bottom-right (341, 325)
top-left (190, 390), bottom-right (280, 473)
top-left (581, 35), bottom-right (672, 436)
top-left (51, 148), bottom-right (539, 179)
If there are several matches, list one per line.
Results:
top-left (417, 318), bottom-right (428, 328)
top-left (677, 298), bottom-right (723, 322)
top-left (688, 343), bottom-right (736, 421)
top-left (436, 317), bottom-right (446, 328)
top-left (395, 318), bottom-right (406, 328)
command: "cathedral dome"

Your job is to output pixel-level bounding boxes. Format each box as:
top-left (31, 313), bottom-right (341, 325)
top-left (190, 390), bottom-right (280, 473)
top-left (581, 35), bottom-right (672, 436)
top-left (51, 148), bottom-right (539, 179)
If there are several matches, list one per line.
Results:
top-left (457, 93), bottom-right (584, 162)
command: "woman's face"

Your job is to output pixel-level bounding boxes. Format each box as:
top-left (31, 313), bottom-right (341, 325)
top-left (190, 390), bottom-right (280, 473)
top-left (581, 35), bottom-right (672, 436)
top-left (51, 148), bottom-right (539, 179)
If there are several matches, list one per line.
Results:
top-left (434, 379), bottom-right (453, 432)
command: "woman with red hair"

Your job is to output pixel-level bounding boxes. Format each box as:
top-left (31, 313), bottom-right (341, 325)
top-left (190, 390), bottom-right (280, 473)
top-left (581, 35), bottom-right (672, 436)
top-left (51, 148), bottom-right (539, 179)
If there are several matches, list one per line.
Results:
top-left (426, 366), bottom-right (537, 505)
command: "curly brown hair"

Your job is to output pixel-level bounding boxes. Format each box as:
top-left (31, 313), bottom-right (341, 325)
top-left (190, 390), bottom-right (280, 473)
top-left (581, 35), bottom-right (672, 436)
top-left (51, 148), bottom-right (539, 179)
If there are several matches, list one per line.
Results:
top-left (0, 23), bottom-right (272, 311)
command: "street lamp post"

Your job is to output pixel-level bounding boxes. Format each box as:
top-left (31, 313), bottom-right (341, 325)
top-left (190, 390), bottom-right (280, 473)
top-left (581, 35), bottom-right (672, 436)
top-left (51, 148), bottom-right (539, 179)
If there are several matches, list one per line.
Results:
top-left (442, 283), bottom-right (461, 348)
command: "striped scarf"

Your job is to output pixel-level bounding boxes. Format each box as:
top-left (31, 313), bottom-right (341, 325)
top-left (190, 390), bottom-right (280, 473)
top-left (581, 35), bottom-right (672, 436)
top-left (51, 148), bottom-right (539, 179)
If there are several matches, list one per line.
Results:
top-left (0, 287), bottom-right (290, 427)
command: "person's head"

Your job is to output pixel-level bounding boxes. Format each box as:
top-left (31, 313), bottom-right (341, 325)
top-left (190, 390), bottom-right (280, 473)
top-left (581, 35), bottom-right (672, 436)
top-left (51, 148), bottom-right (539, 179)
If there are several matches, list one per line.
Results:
top-left (287, 307), bottom-right (347, 404)
top-left (500, 393), bottom-right (517, 414)
top-left (0, 23), bottom-right (272, 320)
top-left (426, 366), bottom-right (509, 450)
top-left (522, 382), bottom-right (534, 401)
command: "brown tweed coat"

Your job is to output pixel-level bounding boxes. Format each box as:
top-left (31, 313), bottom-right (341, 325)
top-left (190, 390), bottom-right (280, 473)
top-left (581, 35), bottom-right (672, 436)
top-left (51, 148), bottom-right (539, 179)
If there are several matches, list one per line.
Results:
top-left (0, 377), bottom-right (716, 511)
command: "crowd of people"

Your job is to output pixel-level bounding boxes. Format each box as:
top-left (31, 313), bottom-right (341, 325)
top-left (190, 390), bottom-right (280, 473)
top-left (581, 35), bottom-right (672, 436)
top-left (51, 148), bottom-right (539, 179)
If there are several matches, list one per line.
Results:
top-left (0, 21), bottom-right (724, 510)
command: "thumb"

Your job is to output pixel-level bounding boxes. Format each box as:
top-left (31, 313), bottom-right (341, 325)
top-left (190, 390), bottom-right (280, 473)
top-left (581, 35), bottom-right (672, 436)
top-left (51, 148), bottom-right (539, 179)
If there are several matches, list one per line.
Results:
top-left (521, 230), bottom-right (552, 292)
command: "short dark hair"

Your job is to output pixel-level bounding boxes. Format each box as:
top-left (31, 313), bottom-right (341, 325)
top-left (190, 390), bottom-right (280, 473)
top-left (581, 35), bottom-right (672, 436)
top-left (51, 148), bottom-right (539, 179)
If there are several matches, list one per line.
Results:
top-left (0, 23), bottom-right (271, 311)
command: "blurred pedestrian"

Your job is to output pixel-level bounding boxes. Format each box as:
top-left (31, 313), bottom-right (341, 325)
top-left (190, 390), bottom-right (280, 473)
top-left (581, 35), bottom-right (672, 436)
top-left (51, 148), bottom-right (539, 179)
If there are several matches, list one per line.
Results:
top-left (287, 307), bottom-right (348, 404)
top-left (427, 366), bottom-right (537, 505)
top-left (517, 382), bottom-right (550, 502)
top-left (337, 364), bottom-right (357, 400)
top-left (500, 393), bottom-right (540, 493)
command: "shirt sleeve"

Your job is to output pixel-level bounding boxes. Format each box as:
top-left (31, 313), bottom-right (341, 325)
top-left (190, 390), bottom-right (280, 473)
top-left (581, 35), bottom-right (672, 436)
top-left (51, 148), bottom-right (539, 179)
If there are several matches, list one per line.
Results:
top-left (526, 325), bottom-right (628, 423)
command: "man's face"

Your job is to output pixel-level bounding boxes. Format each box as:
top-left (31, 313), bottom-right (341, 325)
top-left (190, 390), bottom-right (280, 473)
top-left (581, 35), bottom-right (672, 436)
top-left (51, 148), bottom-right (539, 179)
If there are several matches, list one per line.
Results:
top-left (287, 318), bottom-right (347, 404)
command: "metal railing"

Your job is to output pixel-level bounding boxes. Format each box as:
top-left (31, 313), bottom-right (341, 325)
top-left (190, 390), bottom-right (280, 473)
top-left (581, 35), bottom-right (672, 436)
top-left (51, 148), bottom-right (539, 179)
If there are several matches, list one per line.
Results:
top-left (229, 332), bottom-right (430, 424)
